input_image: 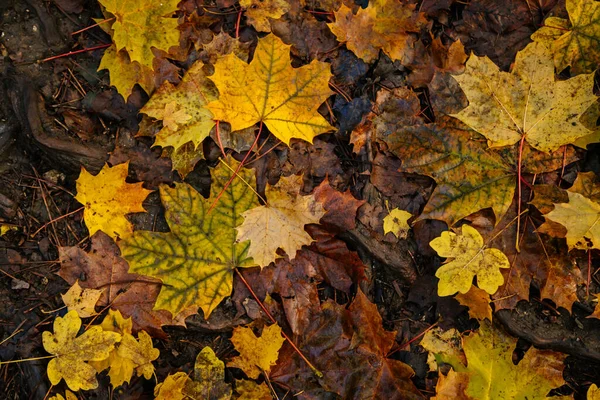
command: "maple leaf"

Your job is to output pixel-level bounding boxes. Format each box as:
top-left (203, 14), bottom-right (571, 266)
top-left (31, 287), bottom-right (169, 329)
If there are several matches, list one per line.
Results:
top-left (154, 347), bottom-right (232, 399)
top-left (75, 163), bottom-right (152, 240)
top-left (272, 289), bottom-right (422, 399)
top-left (589, 384), bottom-right (600, 400)
top-left (235, 380), bottom-right (271, 400)
top-left (98, 0), bottom-right (180, 68)
top-left (236, 175), bottom-right (325, 267)
top-left (329, 0), bottom-right (426, 63)
top-left (241, 0), bottom-right (289, 32)
top-left (48, 390), bottom-right (77, 400)
top-left (383, 208), bottom-right (412, 239)
top-left (545, 191), bottom-right (600, 250)
top-left (228, 324), bottom-right (285, 379)
top-left (451, 41), bottom-right (597, 152)
top-left (119, 157), bottom-right (259, 317)
top-left (532, 0), bottom-right (600, 75)
top-left (431, 322), bottom-right (566, 399)
top-left (89, 310), bottom-right (159, 387)
top-left (141, 61), bottom-right (218, 151)
top-left (61, 281), bottom-right (103, 318)
top-left (42, 310), bottom-right (121, 391)
top-left (58, 232), bottom-right (193, 338)
top-left (455, 285), bottom-right (492, 321)
top-left (430, 224), bottom-right (510, 296)
top-left (98, 45), bottom-right (156, 99)
top-left (313, 178), bottom-right (365, 232)
top-left (206, 34), bottom-right (334, 144)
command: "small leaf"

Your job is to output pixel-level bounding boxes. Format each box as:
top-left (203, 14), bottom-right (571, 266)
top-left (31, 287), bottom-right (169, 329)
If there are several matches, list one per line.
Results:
top-left (61, 280), bottom-right (103, 318)
top-left (383, 208), bottom-right (412, 239)
top-left (235, 380), bottom-right (271, 400)
top-left (183, 347), bottom-right (232, 400)
top-left (228, 324), bottom-right (286, 379)
top-left (455, 285), bottom-right (492, 321)
top-left (545, 191), bottom-right (600, 250)
top-left (241, 0), bottom-right (289, 32)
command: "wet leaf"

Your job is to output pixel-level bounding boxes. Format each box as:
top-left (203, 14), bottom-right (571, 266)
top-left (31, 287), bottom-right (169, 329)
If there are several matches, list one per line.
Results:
top-left (430, 224), bottom-right (510, 296)
top-left (61, 281), bottom-right (103, 318)
top-left (207, 34), bottom-right (334, 144)
top-left (452, 41), bottom-right (597, 152)
top-left (43, 310), bottom-right (121, 391)
top-left (119, 158), bottom-right (259, 317)
top-left (75, 163), bottom-right (152, 240)
top-left (228, 324), bottom-right (286, 379)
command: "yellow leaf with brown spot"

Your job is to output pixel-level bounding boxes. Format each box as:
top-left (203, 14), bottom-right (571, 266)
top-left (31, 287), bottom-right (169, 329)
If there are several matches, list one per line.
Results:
top-left (43, 310), bottom-right (121, 391)
top-left (61, 280), bottom-right (103, 318)
top-left (241, 0), bottom-right (289, 32)
top-left (236, 175), bottom-right (326, 267)
top-left (329, 0), bottom-right (426, 63)
top-left (75, 163), bottom-right (152, 240)
top-left (430, 225), bottom-right (510, 296)
top-left (228, 324), bottom-right (285, 379)
top-left (452, 41), bottom-right (597, 152)
top-left (383, 208), bottom-right (412, 239)
top-left (207, 34), bottom-right (333, 144)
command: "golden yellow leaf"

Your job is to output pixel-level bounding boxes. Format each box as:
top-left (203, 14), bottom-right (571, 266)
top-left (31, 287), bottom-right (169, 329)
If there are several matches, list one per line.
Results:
top-left (455, 285), bottom-right (492, 321)
top-left (98, 0), bottom-right (180, 68)
top-left (61, 280), bottom-right (103, 318)
top-left (532, 0), bottom-right (600, 75)
top-left (452, 41), bottom-right (597, 152)
top-left (141, 61), bottom-right (218, 151)
top-left (228, 324), bottom-right (286, 379)
top-left (329, 0), bottom-right (426, 63)
top-left (235, 380), bottom-right (272, 400)
top-left (119, 158), bottom-right (259, 317)
top-left (48, 390), bottom-right (78, 400)
top-left (236, 175), bottom-right (325, 267)
top-left (545, 191), bottom-right (600, 250)
top-left (241, 0), bottom-right (289, 32)
top-left (207, 34), bottom-right (334, 144)
top-left (589, 384), bottom-right (600, 400)
top-left (89, 310), bottom-right (159, 387)
top-left (75, 163), bottom-right (153, 240)
top-left (430, 225), bottom-right (510, 296)
top-left (154, 372), bottom-right (189, 400)
top-left (383, 208), bottom-right (412, 239)
top-left (42, 310), bottom-right (121, 391)
top-left (98, 45), bottom-right (156, 100)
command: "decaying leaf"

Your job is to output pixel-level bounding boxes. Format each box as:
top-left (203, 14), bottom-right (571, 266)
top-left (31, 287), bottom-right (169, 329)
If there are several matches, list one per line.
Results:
top-left (119, 158), bottom-right (259, 317)
top-left (430, 224), bottom-right (510, 296)
top-left (329, 0), bottom-right (427, 63)
top-left (532, 0), bottom-right (600, 74)
top-left (313, 178), bottom-right (365, 232)
top-left (207, 34), bottom-right (334, 144)
top-left (383, 208), bottom-right (412, 239)
top-left (241, 0), bottom-right (289, 32)
top-left (236, 175), bottom-right (325, 267)
top-left (431, 322), bottom-right (566, 399)
top-left (89, 310), bottom-right (159, 387)
top-left (43, 310), bottom-right (121, 391)
top-left (452, 41), bottom-right (597, 152)
top-left (75, 163), bottom-right (152, 240)
top-left (228, 324), bottom-right (286, 379)
top-left (420, 327), bottom-right (466, 372)
top-left (455, 285), bottom-right (492, 321)
top-left (99, 0), bottom-right (181, 68)
top-left (61, 281), bottom-right (103, 318)
top-left (235, 380), bottom-right (271, 400)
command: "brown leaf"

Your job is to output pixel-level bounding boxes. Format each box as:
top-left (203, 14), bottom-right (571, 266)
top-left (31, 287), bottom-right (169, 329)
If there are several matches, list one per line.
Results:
top-left (313, 178), bottom-right (365, 231)
top-left (58, 232), bottom-right (195, 338)
top-left (455, 285), bottom-right (492, 321)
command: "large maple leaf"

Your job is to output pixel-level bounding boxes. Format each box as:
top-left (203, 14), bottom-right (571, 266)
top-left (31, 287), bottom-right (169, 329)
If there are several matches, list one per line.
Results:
top-left (452, 41), bottom-right (597, 152)
top-left (43, 311), bottom-right (121, 391)
top-left (98, 0), bottom-right (180, 69)
top-left (119, 158), bottom-right (259, 317)
top-left (206, 34), bottom-right (334, 144)
top-left (329, 0), bottom-right (427, 63)
top-left (532, 0), bottom-right (600, 75)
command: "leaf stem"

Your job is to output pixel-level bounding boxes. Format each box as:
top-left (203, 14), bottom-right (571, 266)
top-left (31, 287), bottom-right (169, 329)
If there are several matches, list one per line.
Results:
top-left (235, 269), bottom-right (324, 378)
top-left (0, 355), bottom-right (55, 365)
top-left (516, 134), bottom-right (527, 252)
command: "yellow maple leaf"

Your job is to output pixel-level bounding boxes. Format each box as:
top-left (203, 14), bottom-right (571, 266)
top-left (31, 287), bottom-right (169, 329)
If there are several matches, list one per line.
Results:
top-left (383, 207), bottom-right (412, 239)
top-left (119, 157), bottom-right (259, 317)
top-left (42, 310), bottom-right (121, 391)
top-left (589, 384), bottom-right (600, 400)
top-left (241, 0), bottom-right (289, 32)
top-left (154, 372), bottom-right (189, 400)
top-left (236, 174), bottom-right (325, 267)
top-left (544, 191), bottom-right (600, 250)
top-left (329, 0), bottom-right (426, 63)
top-left (430, 225), bottom-right (510, 296)
top-left (532, 0), bottom-right (600, 75)
top-left (89, 310), bottom-right (159, 387)
top-left (98, 0), bottom-right (180, 68)
top-left (141, 61), bottom-right (218, 151)
top-left (207, 34), bottom-right (334, 144)
top-left (48, 390), bottom-right (78, 400)
top-left (235, 380), bottom-right (272, 400)
top-left (452, 41), bottom-right (597, 152)
top-left (228, 324), bottom-right (286, 379)
top-left (61, 280), bottom-right (103, 318)
top-left (432, 322), bottom-right (566, 399)
top-left (98, 45), bottom-right (156, 100)
top-left (75, 163), bottom-right (153, 240)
